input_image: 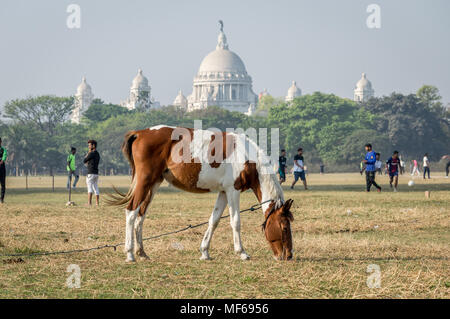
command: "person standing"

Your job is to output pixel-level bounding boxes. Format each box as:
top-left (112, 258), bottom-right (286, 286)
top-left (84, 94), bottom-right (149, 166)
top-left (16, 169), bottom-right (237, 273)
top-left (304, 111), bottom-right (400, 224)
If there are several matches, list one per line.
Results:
top-left (375, 153), bottom-right (383, 175)
top-left (278, 149), bottom-right (287, 184)
top-left (319, 163), bottom-right (325, 174)
top-left (386, 151), bottom-right (400, 192)
top-left (0, 138), bottom-right (7, 203)
top-left (67, 147), bottom-right (79, 190)
top-left (411, 159), bottom-right (420, 176)
top-left (442, 155), bottom-right (450, 178)
top-left (399, 156), bottom-right (405, 175)
top-left (423, 153), bottom-right (430, 179)
top-left (363, 144), bottom-right (381, 192)
top-left (290, 148), bottom-right (307, 190)
top-left (83, 140), bottom-right (101, 206)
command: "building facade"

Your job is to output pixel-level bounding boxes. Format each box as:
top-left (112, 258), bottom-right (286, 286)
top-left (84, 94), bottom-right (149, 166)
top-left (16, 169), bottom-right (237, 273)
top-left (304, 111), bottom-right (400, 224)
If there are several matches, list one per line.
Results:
top-left (121, 69), bottom-right (152, 110)
top-left (186, 21), bottom-right (258, 114)
top-left (354, 73), bottom-right (374, 102)
top-left (71, 77), bottom-right (94, 124)
top-left (285, 81), bottom-right (302, 102)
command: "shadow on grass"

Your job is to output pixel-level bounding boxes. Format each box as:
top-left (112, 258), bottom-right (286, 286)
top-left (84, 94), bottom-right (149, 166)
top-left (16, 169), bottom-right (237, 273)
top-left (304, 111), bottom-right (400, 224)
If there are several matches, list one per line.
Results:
top-left (282, 183), bottom-right (450, 192)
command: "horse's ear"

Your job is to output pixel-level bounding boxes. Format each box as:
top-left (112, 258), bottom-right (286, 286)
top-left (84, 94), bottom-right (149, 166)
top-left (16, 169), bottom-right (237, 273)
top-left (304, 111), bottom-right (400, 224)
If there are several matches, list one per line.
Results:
top-left (283, 199), bottom-right (294, 212)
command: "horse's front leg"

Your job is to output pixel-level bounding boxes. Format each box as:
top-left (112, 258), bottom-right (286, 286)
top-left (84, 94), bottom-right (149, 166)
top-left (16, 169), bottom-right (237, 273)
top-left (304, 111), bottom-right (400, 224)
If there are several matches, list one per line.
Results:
top-left (226, 190), bottom-right (250, 260)
top-left (200, 191), bottom-right (227, 260)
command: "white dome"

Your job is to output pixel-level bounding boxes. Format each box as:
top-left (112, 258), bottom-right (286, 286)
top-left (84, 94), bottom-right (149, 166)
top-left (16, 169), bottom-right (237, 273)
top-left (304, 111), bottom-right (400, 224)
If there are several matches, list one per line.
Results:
top-left (77, 77), bottom-right (92, 95)
top-left (198, 49), bottom-right (247, 74)
top-left (173, 90), bottom-right (188, 108)
top-left (131, 69), bottom-right (149, 90)
top-left (356, 73), bottom-right (373, 90)
top-left (286, 81), bottom-right (301, 100)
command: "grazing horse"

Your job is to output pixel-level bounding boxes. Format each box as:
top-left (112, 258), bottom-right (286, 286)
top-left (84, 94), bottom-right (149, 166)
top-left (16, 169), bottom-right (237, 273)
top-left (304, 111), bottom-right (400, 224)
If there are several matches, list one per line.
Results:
top-left (108, 125), bottom-right (294, 262)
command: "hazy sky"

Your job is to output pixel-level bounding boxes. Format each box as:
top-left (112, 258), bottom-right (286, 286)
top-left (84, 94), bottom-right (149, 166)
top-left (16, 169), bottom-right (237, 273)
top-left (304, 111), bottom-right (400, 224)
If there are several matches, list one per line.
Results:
top-left (1, 0), bottom-right (449, 110)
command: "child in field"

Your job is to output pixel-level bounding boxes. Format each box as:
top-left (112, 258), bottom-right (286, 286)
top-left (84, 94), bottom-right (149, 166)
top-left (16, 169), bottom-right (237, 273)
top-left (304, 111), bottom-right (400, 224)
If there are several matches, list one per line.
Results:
top-left (386, 151), bottom-right (400, 192)
top-left (411, 159), bottom-right (420, 176)
top-left (278, 149), bottom-right (287, 184)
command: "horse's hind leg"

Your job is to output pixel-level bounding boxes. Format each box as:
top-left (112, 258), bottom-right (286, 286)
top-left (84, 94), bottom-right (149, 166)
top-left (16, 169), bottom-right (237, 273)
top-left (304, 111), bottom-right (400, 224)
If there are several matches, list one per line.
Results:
top-left (134, 181), bottom-right (161, 260)
top-left (124, 173), bottom-right (161, 263)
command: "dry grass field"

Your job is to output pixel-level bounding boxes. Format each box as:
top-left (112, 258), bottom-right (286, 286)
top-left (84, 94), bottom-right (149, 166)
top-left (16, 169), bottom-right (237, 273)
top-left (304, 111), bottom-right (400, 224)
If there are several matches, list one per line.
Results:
top-left (0, 173), bottom-right (449, 298)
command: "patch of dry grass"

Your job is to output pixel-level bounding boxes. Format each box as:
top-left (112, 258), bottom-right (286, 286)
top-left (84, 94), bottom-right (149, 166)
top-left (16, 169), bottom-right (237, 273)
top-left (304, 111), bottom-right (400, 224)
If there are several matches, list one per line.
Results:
top-left (0, 173), bottom-right (449, 298)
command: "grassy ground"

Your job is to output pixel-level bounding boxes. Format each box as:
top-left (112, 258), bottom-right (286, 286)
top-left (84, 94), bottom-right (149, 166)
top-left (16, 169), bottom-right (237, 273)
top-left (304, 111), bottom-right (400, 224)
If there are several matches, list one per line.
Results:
top-left (0, 173), bottom-right (449, 298)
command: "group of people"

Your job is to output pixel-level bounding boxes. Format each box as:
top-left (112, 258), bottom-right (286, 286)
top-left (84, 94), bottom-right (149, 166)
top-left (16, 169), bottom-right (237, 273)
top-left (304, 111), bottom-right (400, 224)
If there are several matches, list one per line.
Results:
top-left (361, 144), bottom-right (401, 192)
top-left (278, 148), bottom-right (308, 190)
top-left (410, 154), bottom-right (432, 179)
top-left (0, 138), bottom-right (101, 206)
top-left (66, 140), bottom-right (101, 206)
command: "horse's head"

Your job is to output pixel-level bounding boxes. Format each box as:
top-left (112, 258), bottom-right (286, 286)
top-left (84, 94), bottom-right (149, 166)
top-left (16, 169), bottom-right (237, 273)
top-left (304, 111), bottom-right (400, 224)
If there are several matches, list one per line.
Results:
top-left (262, 199), bottom-right (294, 260)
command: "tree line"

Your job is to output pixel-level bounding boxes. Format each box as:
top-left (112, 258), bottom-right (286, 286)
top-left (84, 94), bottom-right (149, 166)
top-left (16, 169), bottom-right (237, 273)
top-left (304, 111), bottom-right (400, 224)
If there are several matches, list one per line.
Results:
top-left (0, 85), bottom-right (448, 175)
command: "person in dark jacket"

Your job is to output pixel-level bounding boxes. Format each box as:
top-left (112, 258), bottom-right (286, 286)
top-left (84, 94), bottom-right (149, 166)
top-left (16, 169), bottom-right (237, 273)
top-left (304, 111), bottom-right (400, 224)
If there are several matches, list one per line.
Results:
top-left (83, 139), bottom-right (101, 206)
top-left (0, 137), bottom-right (7, 203)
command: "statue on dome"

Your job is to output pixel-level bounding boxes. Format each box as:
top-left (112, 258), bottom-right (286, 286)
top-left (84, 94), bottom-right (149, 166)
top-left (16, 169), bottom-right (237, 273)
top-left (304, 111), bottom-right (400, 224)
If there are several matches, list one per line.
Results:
top-left (219, 20), bottom-right (224, 32)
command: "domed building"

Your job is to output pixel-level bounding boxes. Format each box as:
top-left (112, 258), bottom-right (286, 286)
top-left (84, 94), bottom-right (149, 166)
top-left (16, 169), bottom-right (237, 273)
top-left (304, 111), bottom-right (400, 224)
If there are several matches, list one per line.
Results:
top-left (285, 81), bottom-right (302, 102)
top-left (354, 73), bottom-right (374, 102)
top-left (173, 90), bottom-right (188, 110)
top-left (121, 69), bottom-right (152, 110)
top-left (71, 76), bottom-right (94, 124)
top-left (186, 21), bottom-right (258, 114)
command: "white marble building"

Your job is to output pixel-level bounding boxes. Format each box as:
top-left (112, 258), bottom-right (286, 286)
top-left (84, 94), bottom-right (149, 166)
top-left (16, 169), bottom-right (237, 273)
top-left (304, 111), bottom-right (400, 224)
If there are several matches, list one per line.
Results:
top-left (285, 81), bottom-right (302, 102)
top-left (354, 73), bottom-right (374, 102)
top-left (71, 77), bottom-right (94, 124)
top-left (173, 90), bottom-right (188, 110)
top-left (121, 69), bottom-right (152, 110)
top-left (186, 21), bottom-right (258, 114)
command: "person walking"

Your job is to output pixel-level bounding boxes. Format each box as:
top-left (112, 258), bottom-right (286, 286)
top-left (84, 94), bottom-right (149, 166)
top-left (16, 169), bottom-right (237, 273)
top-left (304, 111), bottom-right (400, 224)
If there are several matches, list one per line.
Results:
top-left (423, 153), bottom-right (430, 179)
top-left (290, 148), bottom-right (307, 190)
top-left (442, 155), bottom-right (450, 178)
top-left (278, 149), bottom-right (287, 184)
top-left (319, 163), bottom-right (325, 174)
top-left (363, 143), bottom-right (381, 192)
top-left (83, 140), bottom-right (101, 206)
top-left (411, 159), bottom-right (420, 176)
top-left (0, 137), bottom-right (7, 203)
top-left (375, 153), bottom-right (383, 175)
top-left (67, 147), bottom-right (79, 190)
top-left (386, 151), bottom-right (400, 192)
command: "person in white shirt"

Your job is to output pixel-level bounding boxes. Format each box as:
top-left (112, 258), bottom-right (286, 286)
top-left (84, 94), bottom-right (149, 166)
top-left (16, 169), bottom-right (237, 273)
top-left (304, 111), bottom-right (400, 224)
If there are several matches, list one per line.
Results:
top-left (375, 153), bottom-right (383, 175)
top-left (290, 148), bottom-right (308, 190)
top-left (423, 153), bottom-right (430, 179)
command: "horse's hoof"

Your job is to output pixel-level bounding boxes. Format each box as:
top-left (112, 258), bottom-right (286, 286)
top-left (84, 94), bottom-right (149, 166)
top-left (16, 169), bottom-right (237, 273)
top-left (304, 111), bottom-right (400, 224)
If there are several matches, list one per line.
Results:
top-left (136, 251), bottom-right (150, 260)
top-left (200, 255), bottom-right (211, 261)
top-left (240, 253), bottom-right (250, 260)
top-left (138, 255), bottom-right (150, 261)
top-left (125, 258), bottom-right (136, 263)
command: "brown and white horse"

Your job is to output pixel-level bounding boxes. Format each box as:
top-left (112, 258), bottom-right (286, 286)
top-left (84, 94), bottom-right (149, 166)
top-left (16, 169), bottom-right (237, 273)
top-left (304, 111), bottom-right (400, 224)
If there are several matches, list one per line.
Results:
top-left (108, 125), bottom-right (294, 262)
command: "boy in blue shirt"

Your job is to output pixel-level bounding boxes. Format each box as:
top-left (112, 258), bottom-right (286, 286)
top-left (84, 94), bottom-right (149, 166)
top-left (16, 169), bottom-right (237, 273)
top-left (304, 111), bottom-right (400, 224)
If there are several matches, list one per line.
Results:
top-left (363, 143), bottom-right (381, 192)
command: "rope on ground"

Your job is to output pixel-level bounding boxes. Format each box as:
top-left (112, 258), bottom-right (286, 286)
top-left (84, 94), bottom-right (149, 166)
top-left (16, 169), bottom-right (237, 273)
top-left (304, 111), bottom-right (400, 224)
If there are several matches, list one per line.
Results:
top-left (0, 200), bottom-right (271, 259)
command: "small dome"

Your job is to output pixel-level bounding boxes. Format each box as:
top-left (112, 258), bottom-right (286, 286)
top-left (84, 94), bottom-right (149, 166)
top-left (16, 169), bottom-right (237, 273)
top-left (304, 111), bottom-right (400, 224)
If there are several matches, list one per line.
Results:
top-left (286, 81), bottom-right (301, 101)
top-left (77, 77), bottom-right (92, 95)
top-left (356, 73), bottom-right (373, 90)
top-left (131, 69), bottom-right (149, 90)
top-left (173, 90), bottom-right (188, 108)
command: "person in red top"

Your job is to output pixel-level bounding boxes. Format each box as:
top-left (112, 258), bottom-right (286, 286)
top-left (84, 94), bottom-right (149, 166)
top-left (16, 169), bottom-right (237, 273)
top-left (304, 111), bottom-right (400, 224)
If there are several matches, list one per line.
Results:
top-left (386, 151), bottom-right (400, 192)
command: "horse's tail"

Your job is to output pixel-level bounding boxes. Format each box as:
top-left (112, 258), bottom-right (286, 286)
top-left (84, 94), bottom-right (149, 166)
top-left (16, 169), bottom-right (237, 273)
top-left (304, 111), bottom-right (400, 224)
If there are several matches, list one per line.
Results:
top-left (105, 131), bottom-right (138, 207)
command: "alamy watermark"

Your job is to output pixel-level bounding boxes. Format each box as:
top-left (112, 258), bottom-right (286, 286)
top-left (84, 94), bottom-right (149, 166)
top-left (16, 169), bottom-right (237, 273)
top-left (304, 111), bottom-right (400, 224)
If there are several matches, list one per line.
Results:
top-left (366, 4), bottom-right (381, 29)
top-left (66, 4), bottom-right (81, 29)
top-left (366, 264), bottom-right (381, 288)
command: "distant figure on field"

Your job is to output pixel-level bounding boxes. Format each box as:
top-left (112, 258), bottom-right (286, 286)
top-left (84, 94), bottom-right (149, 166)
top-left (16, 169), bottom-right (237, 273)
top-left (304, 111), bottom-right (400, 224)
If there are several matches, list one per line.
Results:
top-left (291, 148), bottom-right (307, 190)
top-left (67, 147), bottom-right (79, 190)
top-left (399, 156), bottom-right (405, 175)
top-left (411, 159), bottom-right (420, 176)
top-left (0, 137), bottom-right (7, 204)
top-left (83, 140), bottom-right (101, 206)
top-left (375, 153), bottom-right (383, 175)
top-left (363, 143), bottom-right (381, 192)
top-left (423, 153), bottom-right (430, 179)
top-left (360, 160), bottom-right (365, 175)
top-left (442, 155), bottom-right (450, 178)
top-left (320, 163), bottom-right (325, 174)
top-left (278, 149), bottom-right (287, 184)
top-left (386, 151), bottom-right (400, 192)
